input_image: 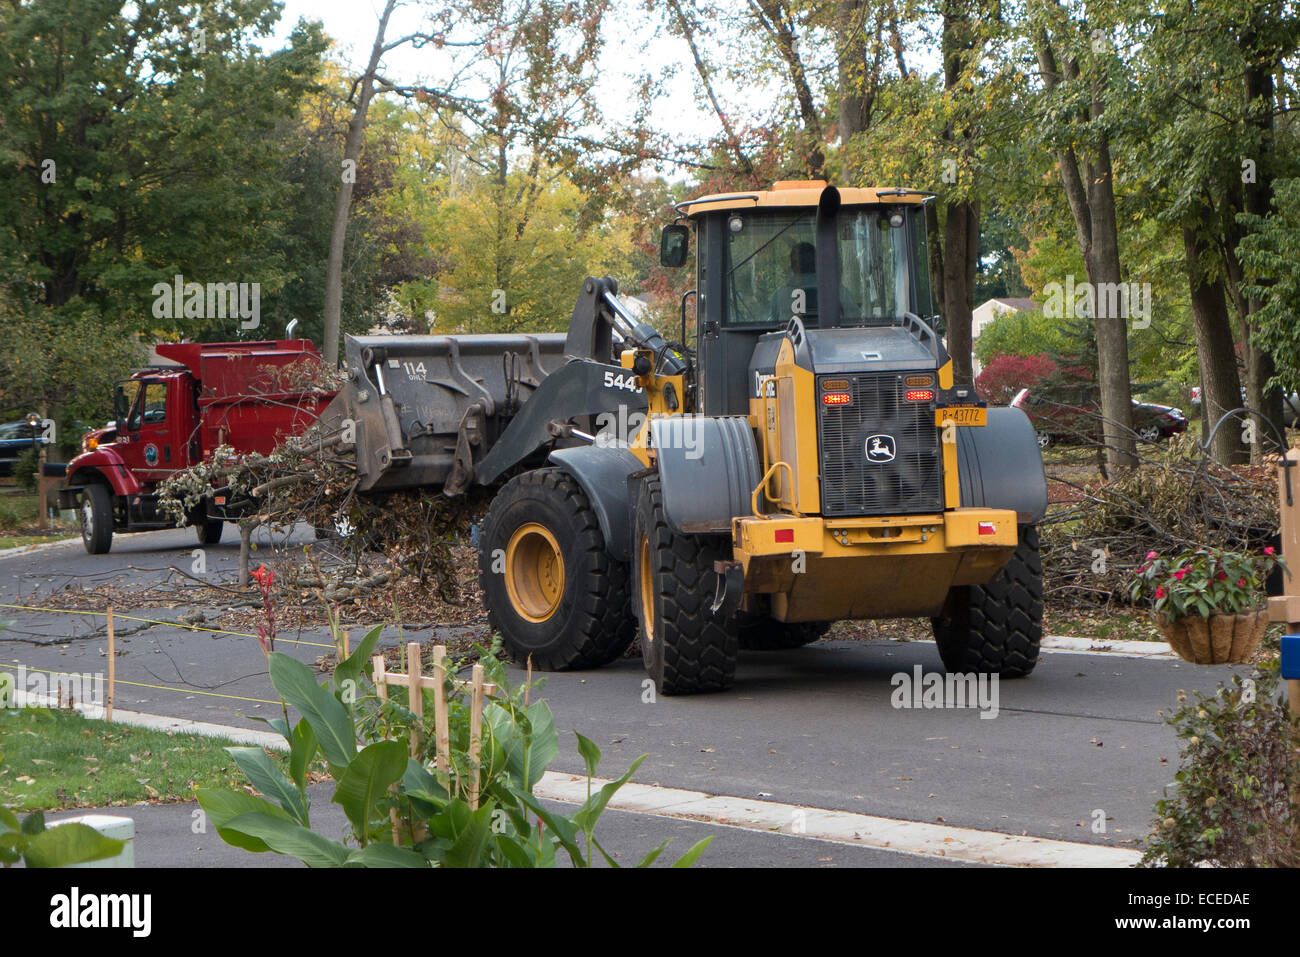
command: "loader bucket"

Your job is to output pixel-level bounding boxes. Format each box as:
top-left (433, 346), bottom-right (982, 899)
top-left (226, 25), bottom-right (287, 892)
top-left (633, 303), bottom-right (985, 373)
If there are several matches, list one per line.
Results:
top-left (320, 333), bottom-right (567, 493)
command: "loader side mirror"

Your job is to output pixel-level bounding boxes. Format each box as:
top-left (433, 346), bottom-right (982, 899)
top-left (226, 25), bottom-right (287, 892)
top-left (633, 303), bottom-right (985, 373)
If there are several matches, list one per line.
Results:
top-left (660, 224), bottom-right (689, 268)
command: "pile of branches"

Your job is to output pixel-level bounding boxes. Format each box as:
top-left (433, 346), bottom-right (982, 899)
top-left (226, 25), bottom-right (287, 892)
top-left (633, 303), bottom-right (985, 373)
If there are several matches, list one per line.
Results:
top-left (157, 421), bottom-right (494, 603)
top-left (1041, 437), bottom-right (1280, 611)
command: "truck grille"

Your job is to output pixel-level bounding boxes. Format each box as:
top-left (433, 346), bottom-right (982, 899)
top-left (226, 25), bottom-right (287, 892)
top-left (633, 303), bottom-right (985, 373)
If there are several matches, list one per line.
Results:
top-left (817, 373), bottom-right (943, 516)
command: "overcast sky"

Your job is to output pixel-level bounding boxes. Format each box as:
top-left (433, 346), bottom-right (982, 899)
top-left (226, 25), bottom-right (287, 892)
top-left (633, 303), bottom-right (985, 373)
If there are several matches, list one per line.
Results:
top-left (272, 0), bottom-right (731, 165)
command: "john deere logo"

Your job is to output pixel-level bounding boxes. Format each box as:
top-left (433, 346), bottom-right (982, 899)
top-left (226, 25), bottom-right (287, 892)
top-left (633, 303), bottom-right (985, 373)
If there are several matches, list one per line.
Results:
top-left (144, 444), bottom-right (158, 466)
top-left (865, 434), bottom-right (896, 463)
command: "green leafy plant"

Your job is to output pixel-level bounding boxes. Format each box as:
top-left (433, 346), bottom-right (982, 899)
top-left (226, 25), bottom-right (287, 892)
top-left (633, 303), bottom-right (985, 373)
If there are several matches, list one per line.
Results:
top-left (0, 805), bottom-right (126, 868)
top-left (198, 629), bottom-right (710, 868)
top-left (13, 447), bottom-right (38, 492)
top-left (1142, 663), bottom-right (1299, 867)
top-left (1130, 546), bottom-right (1283, 619)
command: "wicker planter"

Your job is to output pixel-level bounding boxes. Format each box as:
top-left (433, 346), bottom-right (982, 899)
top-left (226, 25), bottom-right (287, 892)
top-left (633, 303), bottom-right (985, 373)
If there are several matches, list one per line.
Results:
top-left (1154, 609), bottom-right (1268, 665)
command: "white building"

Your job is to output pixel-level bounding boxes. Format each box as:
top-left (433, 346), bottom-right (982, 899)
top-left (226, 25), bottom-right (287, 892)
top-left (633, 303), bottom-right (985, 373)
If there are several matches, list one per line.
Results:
top-left (970, 297), bottom-right (1041, 375)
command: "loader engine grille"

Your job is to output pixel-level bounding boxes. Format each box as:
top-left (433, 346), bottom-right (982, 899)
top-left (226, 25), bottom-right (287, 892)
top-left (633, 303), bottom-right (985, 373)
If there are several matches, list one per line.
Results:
top-left (817, 372), bottom-right (943, 516)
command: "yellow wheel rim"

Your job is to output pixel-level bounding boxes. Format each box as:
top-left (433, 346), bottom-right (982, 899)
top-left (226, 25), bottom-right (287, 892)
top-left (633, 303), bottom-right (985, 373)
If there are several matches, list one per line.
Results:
top-left (639, 534), bottom-right (655, 643)
top-left (505, 523), bottom-right (565, 623)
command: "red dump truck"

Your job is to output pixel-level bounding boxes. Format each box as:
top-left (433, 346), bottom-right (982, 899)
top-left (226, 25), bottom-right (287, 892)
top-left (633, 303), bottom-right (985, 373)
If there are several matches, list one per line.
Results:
top-left (61, 339), bottom-right (334, 553)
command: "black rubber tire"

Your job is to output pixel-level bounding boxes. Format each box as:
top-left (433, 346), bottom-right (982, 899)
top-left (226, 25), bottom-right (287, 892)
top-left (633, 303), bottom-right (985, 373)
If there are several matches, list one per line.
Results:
top-left (738, 619), bottom-right (831, 650)
top-left (80, 483), bottom-right (113, 555)
top-left (633, 474), bottom-right (738, 695)
top-left (196, 519), bottom-right (224, 545)
top-left (930, 524), bottom-right (1042, 677)
top-left (477, 468), bottom-right (634, 670)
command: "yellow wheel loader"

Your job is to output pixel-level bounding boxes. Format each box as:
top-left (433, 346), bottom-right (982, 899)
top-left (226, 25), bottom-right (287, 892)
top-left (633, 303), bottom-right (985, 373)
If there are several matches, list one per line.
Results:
top-left (322, 181), bottom-right (1048, 695)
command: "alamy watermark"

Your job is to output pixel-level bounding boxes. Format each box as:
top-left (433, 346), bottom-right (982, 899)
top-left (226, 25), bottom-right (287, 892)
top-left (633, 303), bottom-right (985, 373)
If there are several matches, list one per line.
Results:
top-left (594, 405), bottom-right (704, 460)
top-left (151, 274), bottom-right (260, 329)
top-left (1042, 274), bottom-right (1151, 329)
top-left (890, 665), bottom-right (999, 719)
top-left (0, 665), bottom-right (104, 708)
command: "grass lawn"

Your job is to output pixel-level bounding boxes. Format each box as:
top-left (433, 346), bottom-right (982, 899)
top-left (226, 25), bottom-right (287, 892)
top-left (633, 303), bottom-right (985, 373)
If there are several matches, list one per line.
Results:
top-left (0, 533), bottom-right (76, 550)
top-left (0, 706), bottom-right (291, 812)
top-left (0, 490), bottom-right (76, 549)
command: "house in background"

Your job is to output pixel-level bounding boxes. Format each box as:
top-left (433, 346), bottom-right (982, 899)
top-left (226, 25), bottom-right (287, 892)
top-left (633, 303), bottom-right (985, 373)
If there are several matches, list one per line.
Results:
top-left (970, 297), bottom-right (1041, 375)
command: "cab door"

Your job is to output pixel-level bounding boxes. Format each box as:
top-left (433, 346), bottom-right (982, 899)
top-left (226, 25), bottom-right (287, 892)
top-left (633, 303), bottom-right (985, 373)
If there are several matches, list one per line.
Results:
top-left (116, 379), bottom-right (176, 482)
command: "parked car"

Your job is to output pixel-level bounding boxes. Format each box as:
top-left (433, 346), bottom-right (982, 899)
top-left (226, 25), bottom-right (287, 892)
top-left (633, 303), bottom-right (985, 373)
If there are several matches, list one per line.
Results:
top-left (1011, 386), bottom-right (1188, 449)
top-left (0, 420), bottom-right (39, 478)
top-left (1191, 385), bottom-right (1300, 426)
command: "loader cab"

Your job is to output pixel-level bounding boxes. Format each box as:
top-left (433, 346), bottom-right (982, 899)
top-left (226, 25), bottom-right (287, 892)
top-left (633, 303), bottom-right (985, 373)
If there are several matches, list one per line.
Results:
top-left (664, 182), bottom-right (936, 416)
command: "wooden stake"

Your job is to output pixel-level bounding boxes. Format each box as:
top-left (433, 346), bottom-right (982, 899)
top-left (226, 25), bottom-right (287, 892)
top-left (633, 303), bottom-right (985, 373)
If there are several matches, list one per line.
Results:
top-left (468, 663), bottom-right (484, 810)
top-left (371, 655), bottom-right (387, 701)
top-left (1289, 679), bottom-right (1299, 717)
top-left (432, 645), bottom-right (450, 779)
top-left (341, 628), bottom-right (350, 660)
top-left (405, 641), bottom-right (424, 759)
top-left (106, 606), bottom-right (115, 722)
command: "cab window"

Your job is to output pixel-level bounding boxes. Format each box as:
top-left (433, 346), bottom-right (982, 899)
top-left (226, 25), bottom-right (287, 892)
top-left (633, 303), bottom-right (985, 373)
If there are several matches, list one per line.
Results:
top-left (125, 382), bottom-right (166, 431)
top-left (722, 207), bottom-right (913, 327)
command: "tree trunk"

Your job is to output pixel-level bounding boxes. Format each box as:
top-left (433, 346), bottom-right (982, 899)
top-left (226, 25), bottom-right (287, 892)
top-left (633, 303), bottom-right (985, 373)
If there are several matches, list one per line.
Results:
top-left (753, 0), bottom-right (824, 176)
top-left (322, 0), bottom-right (397, 367)
top-left (1184, 210), bottom-right (1247, 466)
top-left (1035, 34), bottom-right (1136, 470)
top-left (942, 199), bottom-right (978, 387)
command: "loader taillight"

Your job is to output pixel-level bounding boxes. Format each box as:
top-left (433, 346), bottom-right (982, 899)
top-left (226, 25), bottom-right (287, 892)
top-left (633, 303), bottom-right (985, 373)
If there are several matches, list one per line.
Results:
top-left (978, 522), bottom-right (997, 536)
top-left (822, 392), bottom-right (851, 406)
top-left (905, 389), bottom-right (934, 402)
top-left (774, 528), bottom-right (794, 544)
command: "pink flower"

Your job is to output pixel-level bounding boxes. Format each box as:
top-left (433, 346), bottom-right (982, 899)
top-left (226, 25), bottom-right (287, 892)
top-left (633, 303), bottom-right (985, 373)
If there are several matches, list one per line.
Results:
top-left (1146, 551), bottom-right (1158, 560)
top-left (1173, 569), bottom-right (1187, 580)
top-left (1155, 586), bottom-right (1166, 599)
top-left (1264, 546), bottom-right (1276, 556)
top-left (1237, 579), bottom-right (1247, 587)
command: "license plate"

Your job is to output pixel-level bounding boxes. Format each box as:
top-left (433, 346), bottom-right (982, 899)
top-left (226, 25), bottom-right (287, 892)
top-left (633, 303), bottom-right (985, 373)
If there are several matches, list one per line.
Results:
top-left (935, 405), bottom-right (987, 427)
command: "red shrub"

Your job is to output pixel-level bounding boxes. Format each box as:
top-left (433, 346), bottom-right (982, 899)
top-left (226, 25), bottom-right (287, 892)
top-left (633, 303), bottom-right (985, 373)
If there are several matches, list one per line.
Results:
top-left (976, 353), bottom-right (1058, 405)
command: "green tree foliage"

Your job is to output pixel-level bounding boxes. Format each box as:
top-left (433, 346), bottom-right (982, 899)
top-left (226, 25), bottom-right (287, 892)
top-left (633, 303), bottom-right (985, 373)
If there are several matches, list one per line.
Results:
top-left (423, 160), bottom-right (637, 333)
top-left (974, 310), bottom-right (1070, 366)
top-left (1240, 177), bottom-right (1300, 392)
top-left (0, 0), bottom-right (327, 338)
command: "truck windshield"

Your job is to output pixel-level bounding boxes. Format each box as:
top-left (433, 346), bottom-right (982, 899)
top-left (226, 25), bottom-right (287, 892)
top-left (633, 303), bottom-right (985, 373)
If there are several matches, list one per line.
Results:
top-left (723, 207), bottom-right (920, 326)
top-left (114, 381), bottom-right (140, 428)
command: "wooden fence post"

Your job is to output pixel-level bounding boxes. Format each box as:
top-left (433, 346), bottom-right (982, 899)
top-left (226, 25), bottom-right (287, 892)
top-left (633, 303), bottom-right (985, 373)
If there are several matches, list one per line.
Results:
top-left (106, 606), bottom-right (115, 722)
top-left (468, 664), bottom-right (484, 810)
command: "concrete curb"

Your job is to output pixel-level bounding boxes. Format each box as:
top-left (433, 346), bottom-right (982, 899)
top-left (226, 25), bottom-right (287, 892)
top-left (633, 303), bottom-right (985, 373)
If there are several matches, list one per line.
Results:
top-left (17, 692), bottom-right (1141, 868)
top-left (0, 535), bottom-right (81, 561)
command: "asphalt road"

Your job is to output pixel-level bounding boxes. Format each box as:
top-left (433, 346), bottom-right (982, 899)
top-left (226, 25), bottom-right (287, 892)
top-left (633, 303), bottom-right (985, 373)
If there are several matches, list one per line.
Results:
top-left (0, 527), bottom-right (1254, 862)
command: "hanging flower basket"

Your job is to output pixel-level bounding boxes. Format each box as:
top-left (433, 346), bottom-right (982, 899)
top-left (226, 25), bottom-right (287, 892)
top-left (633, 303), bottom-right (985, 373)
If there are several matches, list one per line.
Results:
top-left (1131, 546), bottom-right (1283, 666)
top-left (1154, 608), bottom-right (1268, 665)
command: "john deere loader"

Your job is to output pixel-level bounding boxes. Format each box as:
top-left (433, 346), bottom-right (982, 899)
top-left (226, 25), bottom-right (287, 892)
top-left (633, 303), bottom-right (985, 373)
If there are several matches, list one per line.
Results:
top-left (321, 180), bottom-right (1047, 695)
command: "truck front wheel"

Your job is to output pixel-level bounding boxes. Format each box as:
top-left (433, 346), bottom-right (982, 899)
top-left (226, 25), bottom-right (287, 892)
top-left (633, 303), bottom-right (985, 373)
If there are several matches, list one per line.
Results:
top-left (930, 524), bottom-right (1043, 678)
top-left (634, 474), bottom-right (738, 695)
top-left (477, 468), bottom-right (635, 670)
top-left (196, 520), bottom-right (224, 545)
top-left (80, 484), bottom-right (114, 555)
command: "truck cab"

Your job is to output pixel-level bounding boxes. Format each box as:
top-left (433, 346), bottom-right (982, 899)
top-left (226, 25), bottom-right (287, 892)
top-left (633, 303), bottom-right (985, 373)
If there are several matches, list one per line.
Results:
top-left (62, 339), bottom-right (334, 554)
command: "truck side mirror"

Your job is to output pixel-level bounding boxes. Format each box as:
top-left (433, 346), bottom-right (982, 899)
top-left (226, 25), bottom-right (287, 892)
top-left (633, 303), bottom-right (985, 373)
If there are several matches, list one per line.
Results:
top-left (660, 224), bottom-right (689, 268)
